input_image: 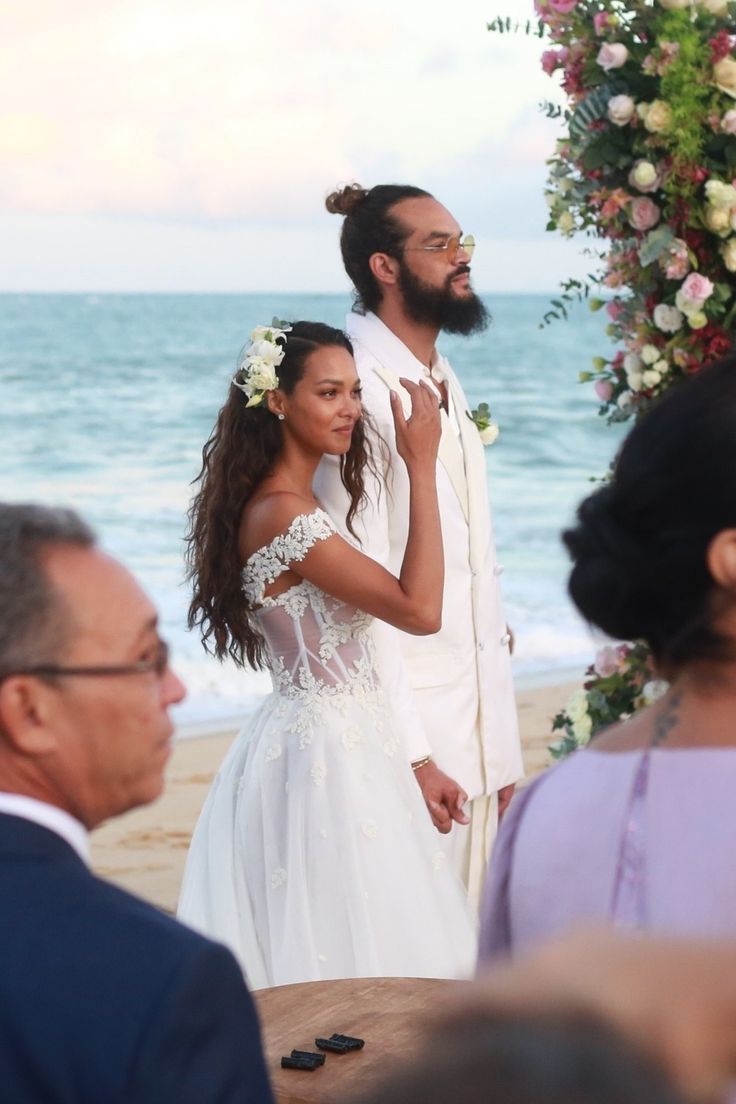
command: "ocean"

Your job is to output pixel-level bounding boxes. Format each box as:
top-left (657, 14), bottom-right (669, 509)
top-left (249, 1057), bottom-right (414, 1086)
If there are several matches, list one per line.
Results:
top-left (0, 292), bottom-right (625, 732)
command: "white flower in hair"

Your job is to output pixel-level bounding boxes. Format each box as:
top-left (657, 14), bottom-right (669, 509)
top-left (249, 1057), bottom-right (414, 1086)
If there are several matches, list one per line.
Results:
top-left (233, 319), bottom-right (292, 408)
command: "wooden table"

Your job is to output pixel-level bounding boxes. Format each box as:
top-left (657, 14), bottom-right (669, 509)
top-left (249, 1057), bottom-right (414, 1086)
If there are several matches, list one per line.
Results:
top-left (254, 976), bottom-right (454, 1104)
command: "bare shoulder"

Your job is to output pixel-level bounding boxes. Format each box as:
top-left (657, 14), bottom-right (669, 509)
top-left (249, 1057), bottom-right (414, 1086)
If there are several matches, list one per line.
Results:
top-left (239, 492), bottom-right (322, 562)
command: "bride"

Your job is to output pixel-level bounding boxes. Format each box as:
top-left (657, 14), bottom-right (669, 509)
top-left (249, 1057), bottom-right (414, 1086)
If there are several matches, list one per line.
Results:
top-left (177, 319), bottom-right (475, 987)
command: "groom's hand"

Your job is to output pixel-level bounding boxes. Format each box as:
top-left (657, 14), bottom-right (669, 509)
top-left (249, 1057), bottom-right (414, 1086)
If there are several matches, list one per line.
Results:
top-left (412, 760), bottom-right (470, 834)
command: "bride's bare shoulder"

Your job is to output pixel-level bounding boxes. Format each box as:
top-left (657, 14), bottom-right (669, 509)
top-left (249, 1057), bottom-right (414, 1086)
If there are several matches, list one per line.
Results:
top-left (239, 492), bottom-right (322, 562)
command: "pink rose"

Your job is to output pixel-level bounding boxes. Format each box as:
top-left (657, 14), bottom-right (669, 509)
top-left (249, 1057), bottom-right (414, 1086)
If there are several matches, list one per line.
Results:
top-left (680, 272), bottom-right (714, 308)
top-left (541, 48), bottom-right (568, 75)
top-left (535, 0), bottom-right (578, 16)
top-left (662, 238), bottom-right (690, 280)
top-left (723, 110), bottom-right (736, 135)
top-left (594, 380), bottom-right (614, 403)
top-left (593, 11), bottom-right (612, 34)
top-left (606, 300), bottom-right (624, 321)
top-left (628, 197), bottom-right (661, 231)
top-left (597, 43), bottom-right (629, 71)
top-left (594, 645), bottom-right (622, 678)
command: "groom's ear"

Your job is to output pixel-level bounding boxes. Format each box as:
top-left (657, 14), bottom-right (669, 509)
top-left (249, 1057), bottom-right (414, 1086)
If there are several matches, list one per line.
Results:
top-left (369, 252), bottom-right (400, 288)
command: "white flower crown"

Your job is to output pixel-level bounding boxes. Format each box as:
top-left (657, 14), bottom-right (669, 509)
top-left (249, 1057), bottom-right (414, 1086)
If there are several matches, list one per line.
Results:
top-left (233, 319), bottom-right (292, 408)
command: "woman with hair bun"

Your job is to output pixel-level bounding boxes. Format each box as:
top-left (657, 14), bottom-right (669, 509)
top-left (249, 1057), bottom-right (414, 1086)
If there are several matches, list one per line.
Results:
top-left (178, 319), bottom-right (475, 987)
top-left (478, 355), bottom-right (736, 960)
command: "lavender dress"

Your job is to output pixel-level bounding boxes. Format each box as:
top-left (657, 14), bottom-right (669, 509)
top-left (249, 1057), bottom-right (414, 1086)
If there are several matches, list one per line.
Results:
top-left (478, 747), bottom-right (736, 961)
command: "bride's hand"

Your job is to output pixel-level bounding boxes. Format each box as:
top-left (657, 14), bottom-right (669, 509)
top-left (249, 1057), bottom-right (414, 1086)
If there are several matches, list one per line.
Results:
top-left (390, 378), bottom-right (442, 472)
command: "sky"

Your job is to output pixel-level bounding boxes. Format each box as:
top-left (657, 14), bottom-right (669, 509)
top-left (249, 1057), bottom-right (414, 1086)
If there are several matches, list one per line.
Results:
top-left (0, 0), bottom-right (590, 293)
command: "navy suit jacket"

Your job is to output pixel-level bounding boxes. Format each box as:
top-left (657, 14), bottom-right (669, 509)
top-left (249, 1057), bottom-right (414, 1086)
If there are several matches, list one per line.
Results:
top-left (0, 813), bottom-right (273, 1103)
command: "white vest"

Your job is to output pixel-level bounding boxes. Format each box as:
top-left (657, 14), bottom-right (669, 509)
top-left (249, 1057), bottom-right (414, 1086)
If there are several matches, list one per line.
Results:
top-left (314, 311), bottom-right (523, 798)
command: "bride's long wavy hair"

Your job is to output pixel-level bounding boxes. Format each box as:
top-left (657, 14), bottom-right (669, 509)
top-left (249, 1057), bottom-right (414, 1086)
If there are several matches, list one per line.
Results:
top-left (186, 320), bottom-right (377, 670)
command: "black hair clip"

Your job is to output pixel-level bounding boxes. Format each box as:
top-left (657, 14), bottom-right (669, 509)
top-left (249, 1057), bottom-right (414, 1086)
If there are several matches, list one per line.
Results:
top-left (281, 1049), bottom-right (325, 1071)
top-left (315, 1033), bottom-right (365, 1054)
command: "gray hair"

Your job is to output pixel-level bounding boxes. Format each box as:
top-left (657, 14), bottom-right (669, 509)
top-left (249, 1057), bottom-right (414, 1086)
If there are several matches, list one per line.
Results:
top-left (0, 503), bottom-right (96, 677)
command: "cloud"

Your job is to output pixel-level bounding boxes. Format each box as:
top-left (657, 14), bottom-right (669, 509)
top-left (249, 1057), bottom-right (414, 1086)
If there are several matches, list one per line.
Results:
top-left (0, 0), bottom-right (562, 225)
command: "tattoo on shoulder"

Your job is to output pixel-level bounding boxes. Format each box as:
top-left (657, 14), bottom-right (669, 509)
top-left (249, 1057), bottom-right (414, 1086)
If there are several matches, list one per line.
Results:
top-left (651, 691), bottom-right (682, 747)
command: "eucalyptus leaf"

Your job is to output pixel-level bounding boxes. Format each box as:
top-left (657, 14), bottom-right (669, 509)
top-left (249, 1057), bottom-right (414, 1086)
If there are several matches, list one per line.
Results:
top-left (637, 225), bottom-right (675, 268)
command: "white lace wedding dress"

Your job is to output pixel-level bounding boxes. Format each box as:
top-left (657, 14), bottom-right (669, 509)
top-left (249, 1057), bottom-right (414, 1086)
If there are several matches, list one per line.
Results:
top-left (177, 508), bottom-right (476, 988)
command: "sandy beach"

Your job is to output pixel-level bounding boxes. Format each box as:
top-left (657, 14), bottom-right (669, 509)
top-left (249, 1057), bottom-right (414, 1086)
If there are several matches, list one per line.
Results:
top-left (90, 681), bottom-right (576, 914)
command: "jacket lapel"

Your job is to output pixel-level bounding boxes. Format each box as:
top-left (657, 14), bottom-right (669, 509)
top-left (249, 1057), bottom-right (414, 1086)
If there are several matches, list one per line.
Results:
top-left (371, 364), bottom-right (470, 523)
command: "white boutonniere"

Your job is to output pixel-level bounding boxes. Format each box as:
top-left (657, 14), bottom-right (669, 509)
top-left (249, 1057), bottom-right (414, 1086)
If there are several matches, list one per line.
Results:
top-left (467, 402), bottom-right (499, 446)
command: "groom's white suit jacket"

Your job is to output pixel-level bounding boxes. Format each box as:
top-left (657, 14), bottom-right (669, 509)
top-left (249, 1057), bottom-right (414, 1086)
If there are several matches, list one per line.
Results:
top-left (314, 311), bottom-right (523, 800)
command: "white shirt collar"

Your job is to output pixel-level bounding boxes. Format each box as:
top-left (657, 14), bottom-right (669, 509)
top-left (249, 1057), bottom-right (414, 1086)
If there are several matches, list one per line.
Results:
top-left (347, 310), bottom-right (446, 382)
top-left (0, 792), bottom-right (89, 865)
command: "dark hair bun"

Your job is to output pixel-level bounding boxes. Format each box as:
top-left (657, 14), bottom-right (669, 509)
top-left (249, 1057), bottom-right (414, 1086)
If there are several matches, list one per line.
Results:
top-left (564, 485), bottom-right (656, 644)
top-left (325, 184), bottom-right (369, 216)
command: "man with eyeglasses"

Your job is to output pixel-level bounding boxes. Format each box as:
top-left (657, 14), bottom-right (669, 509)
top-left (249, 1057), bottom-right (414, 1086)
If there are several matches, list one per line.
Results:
top-left (317, 184), bottom-right (523, 911)
top-left (0, 503), bottom-right (273, 1103)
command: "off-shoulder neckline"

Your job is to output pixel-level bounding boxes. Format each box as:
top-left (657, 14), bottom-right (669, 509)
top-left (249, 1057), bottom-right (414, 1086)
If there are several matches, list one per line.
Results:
top-left (242, 507), bottom-right (334, 573)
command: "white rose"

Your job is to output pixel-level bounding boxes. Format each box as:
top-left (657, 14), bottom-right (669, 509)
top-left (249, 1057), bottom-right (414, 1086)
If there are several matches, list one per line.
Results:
top-left (636, 101), bottom-right (651, 125)
top-left (715, 57), bottom-right (736, 99)
top-left (705, 179), bottom-right (736, 207)
top-left (641, 678), bottom-right (669, 705)
top-left (557, 211), bottom-right (575, 234)
top-left (572, 712), bottom-right (592, 744)
top-left (721, 237), bottom-right (736, 272)
top-left (653, 303), bottom-right (684, 333)
top-left (653, 358), bottom-right (670, 375)
top-left (686, 310), bottom-right (709, 329)
top-left (566, 688), bottom-right (589, 724)
top-left (246, 360), bottom-right (280, 393)
top-left (627, 371), bottom-right (644, 392)
top-left (722, 110), bottom-right (736, 135)
top-left (479, 423), bottom-right (500, 446)
top-left (705, 204), bottom-right (733, 236)
top-left (597, 43), bottom-right (629, 71)
top-left (623, 352), bottom-right (642, 376)
top-left (640, 344), bottom-right (661, 365)
top-left (644, 99), bottom-right (673, 133)
top-left (630, 160), bottom-right (658, 190)
top-left (701, 0), bottom-right (729, 15)
top-left (617, 391), bottom-right (634, 409)
top-left (642, 367), bottom-right (662, 387)
top-left (607, 94), bottom-right (636, 126)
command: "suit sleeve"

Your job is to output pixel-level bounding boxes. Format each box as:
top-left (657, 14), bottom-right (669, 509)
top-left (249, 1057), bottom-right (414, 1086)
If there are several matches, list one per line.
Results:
top-left (129, 941), bottom-right (274, 1104)
top-left (313, 374), bottom-right (433, 765)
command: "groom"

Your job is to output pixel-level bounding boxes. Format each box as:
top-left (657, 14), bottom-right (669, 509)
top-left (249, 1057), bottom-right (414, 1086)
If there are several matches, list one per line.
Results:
top-left (317, 183), bottom-right (523, 907)
top-left (0, 503), bottom-right (272, 1103)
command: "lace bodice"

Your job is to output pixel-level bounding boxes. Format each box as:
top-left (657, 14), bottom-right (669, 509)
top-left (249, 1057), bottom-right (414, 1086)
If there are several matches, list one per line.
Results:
top-left (242, 509), bottom-right (377, 704)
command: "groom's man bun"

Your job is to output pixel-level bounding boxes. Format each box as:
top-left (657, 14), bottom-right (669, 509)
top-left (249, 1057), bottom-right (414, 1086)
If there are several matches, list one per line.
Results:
top-left (325, 183), bottom-right (369, 216)
top-left (325, 181), bottom-right (432, 313)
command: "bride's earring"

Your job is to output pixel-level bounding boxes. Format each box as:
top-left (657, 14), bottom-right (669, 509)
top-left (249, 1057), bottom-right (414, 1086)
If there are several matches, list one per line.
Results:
top-left (277, 413), bottom-right (285, 421)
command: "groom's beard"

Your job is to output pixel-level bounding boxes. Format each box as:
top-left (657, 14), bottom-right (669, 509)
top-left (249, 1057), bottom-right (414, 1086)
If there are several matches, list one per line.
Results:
top-left (397, 260), bottom-right (490, 335)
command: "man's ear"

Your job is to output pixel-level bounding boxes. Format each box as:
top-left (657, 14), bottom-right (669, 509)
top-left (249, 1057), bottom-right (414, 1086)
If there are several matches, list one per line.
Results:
top-left (368, 252), bottom-right (400, 288)
top-left (706, 529), bottom-right (736, 590)
top-left (0, 677), bottom-right (60, 756)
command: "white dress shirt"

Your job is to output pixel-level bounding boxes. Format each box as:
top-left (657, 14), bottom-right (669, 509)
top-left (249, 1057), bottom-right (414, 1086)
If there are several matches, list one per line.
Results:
top-left (0, 792), bottom-right (89, 864)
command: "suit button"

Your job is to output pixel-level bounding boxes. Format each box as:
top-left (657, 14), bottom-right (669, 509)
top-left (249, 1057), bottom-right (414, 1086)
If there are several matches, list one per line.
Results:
top-left (500, 632), bottom-right (511, 646)
top-left (478, 641), bottom-right (485, 651)
top-left (494, 564), bottom-right (504, 576)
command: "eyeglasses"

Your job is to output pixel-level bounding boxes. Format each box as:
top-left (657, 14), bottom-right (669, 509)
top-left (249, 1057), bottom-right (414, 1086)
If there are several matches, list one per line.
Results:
top-left (4, 640), bottom-right (171, 681)
top-left (405, 234), bottom-right (476, 264)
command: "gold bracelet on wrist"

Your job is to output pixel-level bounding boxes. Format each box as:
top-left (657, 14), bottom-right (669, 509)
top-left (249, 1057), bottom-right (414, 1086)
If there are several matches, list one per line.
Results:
top-left (411, 755), bottom-right (433, 772)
